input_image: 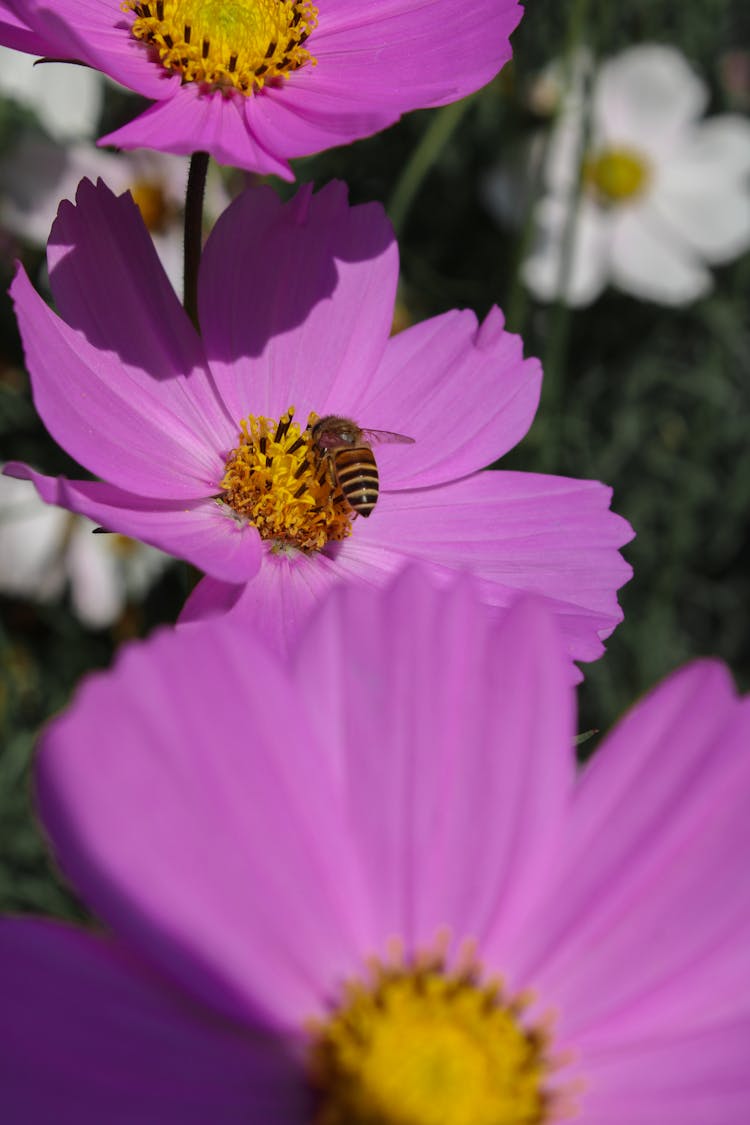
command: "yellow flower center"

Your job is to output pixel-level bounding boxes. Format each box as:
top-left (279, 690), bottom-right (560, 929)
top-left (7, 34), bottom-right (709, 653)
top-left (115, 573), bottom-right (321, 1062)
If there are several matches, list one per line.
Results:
top-left (308, 952), bottom-right (557, 1125)
top-left (584, 146), bottom-right (650, 204)
top-left (219, 408), bottom-right (353, 553)
top-left (129, 179), bottom-right (172, 233)
top-left (124, 0), bottom-right (318, 95)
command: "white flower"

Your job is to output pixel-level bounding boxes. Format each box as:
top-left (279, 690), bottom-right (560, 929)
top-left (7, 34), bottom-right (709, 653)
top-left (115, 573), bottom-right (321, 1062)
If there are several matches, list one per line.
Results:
top-left (0, 473), bottom-right (170, 628)
top-left (521, 44), bottom-right (750, 306)
top-left (0, 46), bottom-right (103, 139)
top-left (0, 137), bottom-right (230, 293)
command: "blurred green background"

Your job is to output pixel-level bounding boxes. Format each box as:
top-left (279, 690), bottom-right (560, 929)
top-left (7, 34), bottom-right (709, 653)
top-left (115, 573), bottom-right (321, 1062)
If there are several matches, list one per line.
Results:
top-left (1, 0), bottom-right (749, 917)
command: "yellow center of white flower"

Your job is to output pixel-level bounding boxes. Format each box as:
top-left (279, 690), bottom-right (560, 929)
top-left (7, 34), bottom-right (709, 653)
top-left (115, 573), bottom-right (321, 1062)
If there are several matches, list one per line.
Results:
top-left (308, 949), bottom-right (564, 1125)
top-left (124, 0), bottom-right (318, 95)
top-left (585, 146), bottom-right (651, 204)
top-left (219, 407), bottom-right (353, 553)
top-left (129, 180), bottom-right (172, 233)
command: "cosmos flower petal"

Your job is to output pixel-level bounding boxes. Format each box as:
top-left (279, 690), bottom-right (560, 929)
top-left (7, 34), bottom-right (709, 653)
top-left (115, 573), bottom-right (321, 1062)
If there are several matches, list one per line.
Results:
top-left (198, 181), bottom-right (397, 424)
top-left (100, 83), bottom-right (293, 177)
top-left (292, 578), bottom-right (576, 951)
top-left (504, 662), bottom-right (750, 1039)
top-left (9, 268), bottom-right (221, 498)
top-left (578, 1020), bottom-right (750, 1125)
top-left (653, 183), bottom-right (750, 265)
top-left (522, 196), bottom-right (612, 307)
top-left (0, 918), bottom-right (305, 1122)
top-left (3, 463), bottom-right (262, 583)
top-left (610, 206), bottom-right (712, 305)
top-left (353, 306), bottom-right (542, 489)
top-left (355, 472), bottom-right (634, 665)
top-left (13, 0), bottom-right (176, 98)
top-left (37, 622), bottom-right (374, 1031)
top-left (593, 45), bottom-right (708, 153)
top-left (0, 0), bottom-right (58, 53)
top-left (306, 0), bottom-right (522, 110)
top-left (243, 82), bottom-right (398, 166)
top-left (48, 178), bottom-right (237, 455)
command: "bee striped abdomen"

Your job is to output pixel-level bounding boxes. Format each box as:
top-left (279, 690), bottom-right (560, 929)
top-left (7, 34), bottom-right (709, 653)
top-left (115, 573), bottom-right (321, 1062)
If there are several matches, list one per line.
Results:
top-left (333, 447), bottom-right (379, 516)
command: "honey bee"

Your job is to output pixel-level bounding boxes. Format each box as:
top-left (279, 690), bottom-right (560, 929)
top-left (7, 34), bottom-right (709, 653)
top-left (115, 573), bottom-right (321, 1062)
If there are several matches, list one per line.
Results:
top-left (310, 415), bottom-right (415, 517)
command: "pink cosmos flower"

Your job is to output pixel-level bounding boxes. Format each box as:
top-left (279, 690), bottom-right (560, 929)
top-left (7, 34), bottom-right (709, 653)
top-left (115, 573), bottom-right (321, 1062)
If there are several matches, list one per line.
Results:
top-left (2, 569), bottom-right (749, 1122)
top-left (0, 0), bottom-right (523, 176)
top-left (5, 177), bottom-right (632, 667)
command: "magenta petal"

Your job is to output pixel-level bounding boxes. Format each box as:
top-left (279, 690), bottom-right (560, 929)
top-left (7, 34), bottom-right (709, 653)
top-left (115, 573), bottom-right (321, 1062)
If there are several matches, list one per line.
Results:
top-left (293, 576), bottom-right (575, 953)
top-left (37, 623), bottom-right (372, 1030)
top-left (0, 1), bottom-right (59, 52)
top-left (48, 179), bottom-right (236, 456)
top-left (355, 472), bottom-right (634, 664)
top-left (0, 918), bottom-right (305, 1122)
top-left (4, 463), bottom-right (262, 583)
top-left (308, 0), bottom-right (522, 110)
top-left (100, 84), bottom-right (293, 177)
top-left (198, 181), bottom-right (397, 424)
top-left (353, 306), bottom-right (542, 489)
top-left (245, 80), bottom-right (397, 163)
top-left (578, 1020), bottom-right (750, 1125)
top-left (10, 268), bottom-right (220, 498)
top-left (16, 0), bottom-right (175, 98)
top-left (509, 663), bottom-right (750, 1042)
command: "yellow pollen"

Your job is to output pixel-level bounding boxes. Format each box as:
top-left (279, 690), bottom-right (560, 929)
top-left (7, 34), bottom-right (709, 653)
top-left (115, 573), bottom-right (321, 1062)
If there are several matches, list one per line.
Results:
top-left (219, 408), bottom-right (353, 553)
top-left (123, 0), bottom-right (318, 95)
top-left (308, 955), bottom-right (556, 1125)
top-left (584, 146), bottom-right (651, 204)
top-left (129, 180), bottom-right (172, 233)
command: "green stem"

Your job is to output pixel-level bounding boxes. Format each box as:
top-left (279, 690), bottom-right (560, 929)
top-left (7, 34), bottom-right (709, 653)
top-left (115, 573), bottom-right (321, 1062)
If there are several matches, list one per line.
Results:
top-left (387, 94), bottom-right (477, 236)
top-left (183, 151), bottom-right (209, 330)
top-left (539, 0), bottom-right (593, 471)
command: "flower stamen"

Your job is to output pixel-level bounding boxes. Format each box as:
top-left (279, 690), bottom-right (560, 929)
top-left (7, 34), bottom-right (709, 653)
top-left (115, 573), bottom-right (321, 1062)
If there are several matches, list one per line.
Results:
top-left (123, 0), bottom-right (318, 95)
top-left (219, 408), bottom-right (352, 553)
top-left (584, 146), bottom-right (651, 204)
top-left (308, 944), bottom-right (573, 1125)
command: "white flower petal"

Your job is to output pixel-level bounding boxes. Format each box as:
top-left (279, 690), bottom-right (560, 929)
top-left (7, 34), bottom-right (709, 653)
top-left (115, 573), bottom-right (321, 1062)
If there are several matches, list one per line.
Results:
top-left (67, 525), bottom-right (123, 629)
top-left (0, 473), bottom-right (69, 599)
top-left (0, 48), bottom-right (103, 139)
top-left (523, 196), bottom-right (612, 307)
top-left (610, 205), bottom-right (712, 305)
top-left (593, 45), bottom-right (708, 157)
top-left (653, 184), bottom-right (750, 264)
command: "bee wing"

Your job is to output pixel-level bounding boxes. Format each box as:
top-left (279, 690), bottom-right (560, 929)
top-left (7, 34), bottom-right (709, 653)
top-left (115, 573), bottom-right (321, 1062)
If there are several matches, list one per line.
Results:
top-left (360, 428), bottom-right (416, 445)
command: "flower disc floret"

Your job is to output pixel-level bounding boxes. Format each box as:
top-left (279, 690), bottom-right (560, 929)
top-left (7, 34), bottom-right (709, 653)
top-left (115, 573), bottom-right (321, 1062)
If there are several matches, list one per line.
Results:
top-left (220, 408), bottom-right (352, 553)
top-left (585, 146), bottom-right (651, 204)
top-left (124, 0), bottom-right (318, 94)
top-left (308, 952), bottom-right (552, 1125)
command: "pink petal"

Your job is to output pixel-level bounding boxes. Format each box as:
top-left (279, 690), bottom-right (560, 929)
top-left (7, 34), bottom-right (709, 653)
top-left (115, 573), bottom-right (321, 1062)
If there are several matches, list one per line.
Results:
top-left (10, 268), bottom-right (220, 498)
top-left (4, 463), bottom-right (262, 583)
top-left (579, 1020), bottom-right (750, 1125)
top-left (0, 1), bottom-right (59, 52)
top-left (0, 918), bottom-right (305, 1122)
top-left (351, 305), bottom-right (542, 489)
top-left (100, 84), bottom-right (294, 177)
top-left (306, 0), bottom-right (522, 110)
top-left (15, 0), bottom-right (176, 98)
top-left (48, 178), bottom-right (236, 456)
top-left (198, 181), bottom-right (397, 424)
top-left (37, 622), bottom-right (372, 1030)
top-left (355, 471), bottom-right (634, 663)
top-left (294, 577), bottom-right (576, 954)
top-left (506, 663), bottom-right (750, 1043)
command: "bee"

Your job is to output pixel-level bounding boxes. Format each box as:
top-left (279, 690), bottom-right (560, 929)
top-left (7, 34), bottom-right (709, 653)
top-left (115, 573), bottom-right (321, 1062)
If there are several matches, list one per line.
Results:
top-left (310, 415), bottom-right (415, 517)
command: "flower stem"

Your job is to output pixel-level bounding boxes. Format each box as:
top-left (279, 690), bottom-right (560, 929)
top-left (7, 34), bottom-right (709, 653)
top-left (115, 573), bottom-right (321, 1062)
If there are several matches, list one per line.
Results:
top-left (538, 0), bottom-right (592, 471)
top-left (388, 94), bottom-right (477, 236)
top-left (183, 151), bottom-right (209, 330)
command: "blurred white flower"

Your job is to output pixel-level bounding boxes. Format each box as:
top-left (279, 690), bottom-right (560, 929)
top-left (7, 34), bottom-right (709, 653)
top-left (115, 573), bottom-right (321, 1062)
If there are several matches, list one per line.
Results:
top-left (0, 473), bottom-right (171, 628)
top-left (0, 46), bottom-right (103, 139)
top-left (520, 44), bottom-right (750, 306)
top-left (0, 138), bottom-right (230, 293)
